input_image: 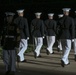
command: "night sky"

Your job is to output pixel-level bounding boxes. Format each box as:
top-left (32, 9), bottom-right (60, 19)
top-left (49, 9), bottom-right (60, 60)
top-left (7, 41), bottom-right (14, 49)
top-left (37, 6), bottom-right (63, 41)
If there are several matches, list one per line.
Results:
top-left (0, 0), bottom-right (76, 29)
top-left (0, 0), bottom-right (76, 12)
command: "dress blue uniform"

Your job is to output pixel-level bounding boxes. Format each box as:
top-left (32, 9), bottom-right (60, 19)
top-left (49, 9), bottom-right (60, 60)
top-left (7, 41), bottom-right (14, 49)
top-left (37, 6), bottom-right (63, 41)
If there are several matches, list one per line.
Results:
top-left (58, 8), bottom-right (75, 67)
top-left (45, 13), bottom-right (56, 54)
top-left (57, 14), bottom-right (63, 51)
top-left (14, 9), bottom-right (29, 62)
top-left (31, 12), bottom-right (44, 58)
top-left (2, 12), bottom-right (17, 75)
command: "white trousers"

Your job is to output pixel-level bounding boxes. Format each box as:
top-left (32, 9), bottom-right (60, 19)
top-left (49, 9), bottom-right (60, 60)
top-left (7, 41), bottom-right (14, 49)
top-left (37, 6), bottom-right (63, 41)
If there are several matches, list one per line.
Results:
top-left (57, 39), bottom-right (62, 50)
top-left (61, 39), bottom-right (71, 64)
top-left (47, 36), bottom-right (55, 53)
top-left (18, 39), bottom-right (28, 61)
top-left (35, 37), bottom-right (43, 56)
top-left (73, 39), bottom-right (76, 55)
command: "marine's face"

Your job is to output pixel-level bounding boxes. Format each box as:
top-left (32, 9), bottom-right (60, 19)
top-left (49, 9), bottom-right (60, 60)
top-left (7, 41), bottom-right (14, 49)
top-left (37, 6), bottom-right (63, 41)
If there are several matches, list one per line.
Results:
top-left (36, 15), bottom-right (41, 19)
top-left (18, 12), bottom-right (24, 17)
top-left (48, 16), bottom-right (53, 19)
top-left (63, 11), bottom-right (69, 16)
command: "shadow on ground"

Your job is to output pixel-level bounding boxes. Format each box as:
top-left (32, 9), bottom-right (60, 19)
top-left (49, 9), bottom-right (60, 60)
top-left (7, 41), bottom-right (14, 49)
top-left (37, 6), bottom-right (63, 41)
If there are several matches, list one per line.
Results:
top-left (0, 65), bottom-right (76, 75)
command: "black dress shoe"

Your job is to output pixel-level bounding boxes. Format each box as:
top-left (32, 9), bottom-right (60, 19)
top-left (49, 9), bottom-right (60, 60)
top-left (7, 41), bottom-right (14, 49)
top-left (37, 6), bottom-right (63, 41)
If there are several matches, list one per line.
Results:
top-left (51, 52), bottom-right (54, 54)
top-left (61, 60), bottom-right (65, 67)
top-left (5, 71), bottom-right (10, 75)
top-left (74, 55), bottom-right (76, 61)
top-left (38, 55), bottom-right (42, 58)
top-left (21, 59), bottom-right (27, 62)
top-left (9, 71), bottom-right (15, 75)
top-left (46, 49), bottom-right (50, 55)
top-left (66, 62), bottom-right (70, 65)
top-left (34, 52), bottom-right (37, 59)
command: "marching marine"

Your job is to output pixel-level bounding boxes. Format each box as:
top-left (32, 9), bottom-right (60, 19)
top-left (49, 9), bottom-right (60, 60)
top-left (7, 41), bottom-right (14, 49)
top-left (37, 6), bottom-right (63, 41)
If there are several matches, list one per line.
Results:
top-left (57, 14), bottom-right (63, 52)
top-left (31, 12), bottom-right (44, 58)
top-left (14, 9), bottom-right (29, 62)
top-left (45, 13), bottom-right (56, 54)
top-left (58, 8), bottom-right (75, 67)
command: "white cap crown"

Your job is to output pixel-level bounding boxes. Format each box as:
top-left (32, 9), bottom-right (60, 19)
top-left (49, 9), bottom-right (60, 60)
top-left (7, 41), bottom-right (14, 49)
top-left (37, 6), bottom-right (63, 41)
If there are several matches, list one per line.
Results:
top-left (35, 12), bottom-right (42, 16)
top-left (17, 9), bottom-right (24, 13)
top-left (58, 14), bottom-right (63, 17)
top-left (62, 8), bottom-right (71, 12)
top-left (5, 12), bottom-right (15, 16)
top-left (48, 13), bottom-right (54, 16)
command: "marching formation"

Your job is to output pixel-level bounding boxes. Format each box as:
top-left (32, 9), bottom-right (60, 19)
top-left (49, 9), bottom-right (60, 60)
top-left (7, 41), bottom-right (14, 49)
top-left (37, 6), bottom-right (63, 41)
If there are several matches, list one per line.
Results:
top-left (0, 8), bottom-right (76, 75)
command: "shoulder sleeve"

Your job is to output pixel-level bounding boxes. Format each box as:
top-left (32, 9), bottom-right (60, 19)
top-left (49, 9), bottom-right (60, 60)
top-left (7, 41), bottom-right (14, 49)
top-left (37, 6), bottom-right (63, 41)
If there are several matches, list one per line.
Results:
top-left (30, 20), bottom-right (34, 35)
top-left (24, 18), bottom-right (29, 37)
top-left (40, 20), bottom-right (45, 36)
top-left (71, 18), bottom-right (75, 39)
top-left (53, 20), bottom-right (57, 31)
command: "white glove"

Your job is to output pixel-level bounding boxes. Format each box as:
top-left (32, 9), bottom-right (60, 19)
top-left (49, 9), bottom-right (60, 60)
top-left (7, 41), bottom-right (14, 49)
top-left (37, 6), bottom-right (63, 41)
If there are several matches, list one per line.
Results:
top-left (72, 39), bottom-right (74, 42)
top-left (27, 37), bottom-right (29, 40)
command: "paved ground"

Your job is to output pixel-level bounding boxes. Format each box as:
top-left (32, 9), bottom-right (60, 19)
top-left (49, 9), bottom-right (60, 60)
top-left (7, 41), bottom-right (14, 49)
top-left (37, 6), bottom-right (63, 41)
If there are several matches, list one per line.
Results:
top-left (0, 48), bottom-right (76, 75)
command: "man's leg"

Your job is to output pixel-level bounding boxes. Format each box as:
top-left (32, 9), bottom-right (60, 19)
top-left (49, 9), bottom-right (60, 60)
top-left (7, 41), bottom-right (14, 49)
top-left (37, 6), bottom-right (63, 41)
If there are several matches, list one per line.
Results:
top-left (61, 39), bottom-right (71, 67)
top-left (35, 37), bottom-right (43, 57)
top-left (47, 36), bottom-right (55, 54)
top-left (18, 39), bottom-right (27, 61)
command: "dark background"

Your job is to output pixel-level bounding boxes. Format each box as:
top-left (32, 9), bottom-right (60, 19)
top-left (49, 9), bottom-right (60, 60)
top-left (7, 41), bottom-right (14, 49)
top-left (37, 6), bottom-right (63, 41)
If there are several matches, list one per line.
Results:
top-left (0, 0), bottom-right (76, 21)
top-left (0, 0), bottom-right (76, 25)
top-left (0, 0), bottom-right (76, 44)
